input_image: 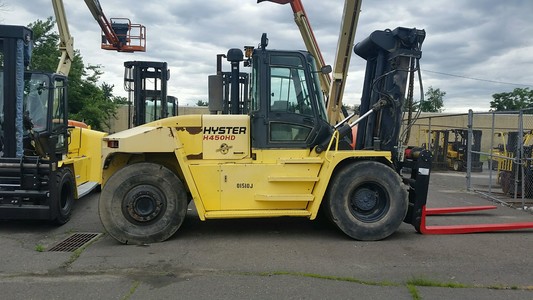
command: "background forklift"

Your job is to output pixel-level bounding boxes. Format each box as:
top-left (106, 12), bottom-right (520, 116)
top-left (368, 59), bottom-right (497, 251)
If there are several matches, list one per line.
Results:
top-left (423, 128), bottom-right (483, 172)
top-left (123, 61), bottom-right (178, 128)
top-left (498, 131), bottom-right (533, 197)
top-left (0, 0), bottom-right (146, 224)
top-left (0, 25), bottom-right (105, 224)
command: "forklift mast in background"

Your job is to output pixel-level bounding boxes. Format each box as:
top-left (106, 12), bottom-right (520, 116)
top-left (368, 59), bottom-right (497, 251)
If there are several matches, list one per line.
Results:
top-left (208, 51), bottom-right (249, 115)
top-left (124, 61), bottom-right (176, 128)
top-left (0, 25), bottom-right (33, 158)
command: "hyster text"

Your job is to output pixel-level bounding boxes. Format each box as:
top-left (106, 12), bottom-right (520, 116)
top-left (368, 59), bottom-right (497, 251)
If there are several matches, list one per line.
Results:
top-left (203, 126), bottom-right (247, 134)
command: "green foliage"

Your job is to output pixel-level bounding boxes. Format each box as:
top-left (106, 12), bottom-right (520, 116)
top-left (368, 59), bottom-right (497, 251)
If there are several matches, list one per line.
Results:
top-left (490, 87), bottom-right (533, 111)
top-left (28, 17), bottom-right (59, 72)
top-left (196, 100), bottom-right (208, 106)
top-left (420, 86), bottom-right (445, 112)
top-left (28, 17), bottom-right (119, 131)
top-left (68, 66), bottom-right (119, 131)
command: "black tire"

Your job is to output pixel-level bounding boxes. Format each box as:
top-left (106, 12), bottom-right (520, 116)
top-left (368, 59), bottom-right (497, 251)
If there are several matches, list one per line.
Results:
top-left (325, 160), bottom-right (408, 241)
top-left (500, 171), bottom-right (512, 195)
top-left (452, 159), bottom-right (462, 171)
top-left (53, 167), bottom-right (75, 225)
top-left (99, 162), bottom-right (187, 244)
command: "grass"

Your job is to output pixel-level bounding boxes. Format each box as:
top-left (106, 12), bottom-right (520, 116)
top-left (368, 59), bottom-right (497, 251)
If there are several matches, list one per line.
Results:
top-left (406, 284), bottom-right (421, 300)
top-left (406, 277), bottom-right (470, 289)
top-left (248, 271), bottom-right (533, 299)
top-left (121, 281), bottom-right (140, 300)
top-left (256, 271), bottom-right (398, 287)
top-left (34, 244), bottom-right (45, 252)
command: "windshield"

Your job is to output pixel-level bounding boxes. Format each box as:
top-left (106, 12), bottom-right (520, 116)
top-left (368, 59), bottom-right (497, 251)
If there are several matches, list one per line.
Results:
top-left (308, 56), bottom-right (328, 122)
top-left (24, 73), bottom-right (50, 132)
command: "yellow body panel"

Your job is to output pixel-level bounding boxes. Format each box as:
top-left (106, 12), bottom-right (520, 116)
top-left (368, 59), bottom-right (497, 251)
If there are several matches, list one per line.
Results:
top-left (202, 115), bottom-right (250, 160)
top-left (102, 114), bottom-right (392, 220)
top-left (61, 126), bottom-right (106, 197)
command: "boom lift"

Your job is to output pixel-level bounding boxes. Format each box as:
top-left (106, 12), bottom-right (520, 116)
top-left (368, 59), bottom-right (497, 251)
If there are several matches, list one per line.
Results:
top-left (84, 0), bottom-right (146, 52)
top-left (52, 0), bottom-right (74, 76)
top-left (258, 0), bottom-right (362, 125)
top-left (99, 28), bottom-right (429, 244)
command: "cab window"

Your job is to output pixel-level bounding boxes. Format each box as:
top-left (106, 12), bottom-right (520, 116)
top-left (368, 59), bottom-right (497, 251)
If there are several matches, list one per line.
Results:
top-left (269, 55), bottom-right (314, 143)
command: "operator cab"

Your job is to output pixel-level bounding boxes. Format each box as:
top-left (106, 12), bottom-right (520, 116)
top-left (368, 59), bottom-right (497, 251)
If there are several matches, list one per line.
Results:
top-left (207, 33), bottom-right (346, 151)
top-left (248, 34), bottom-right (333, 149)
top-left (0, 25), bottom-right (68, 161)
top-left (0, 72), bottom-right (68, 160)
top-left (22, 72), bottom-right (69, 161)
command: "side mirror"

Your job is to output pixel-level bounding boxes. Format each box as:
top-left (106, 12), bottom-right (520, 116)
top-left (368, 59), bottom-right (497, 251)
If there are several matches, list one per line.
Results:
top-left (321, 65), bottom-right (332, 74)
top-left (260, 33), bottom-right (269, 50)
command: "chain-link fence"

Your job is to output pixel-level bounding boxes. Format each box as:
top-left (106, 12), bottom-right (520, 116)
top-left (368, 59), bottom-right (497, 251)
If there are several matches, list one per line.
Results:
top-left (404, 109), bottom-right (533, 209)
top-left (471, 109), bottom-right (533, 208)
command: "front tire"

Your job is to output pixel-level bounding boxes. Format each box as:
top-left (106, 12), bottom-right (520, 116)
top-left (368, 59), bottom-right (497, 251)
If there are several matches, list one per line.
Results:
top-left (452, 159), bottom-right (462, 171)
top-left (99, 162), bottom-right (187, 244)
top-left (53, 167), bottom-right (75, 225)
top-left (325, 160), bottom-right (408, 241)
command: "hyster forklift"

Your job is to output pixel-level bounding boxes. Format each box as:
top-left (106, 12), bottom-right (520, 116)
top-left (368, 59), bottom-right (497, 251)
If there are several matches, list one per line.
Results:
top-left (123, 61), bottom-right (178, 129)
top-left (424, 129), bottom-right (483, 172)
top-left (447, 129), bottom-right (483, 172)
top-left (99, 27), bottom-right (432, 244)
top-left (499, 131), bottom-right (533, 197)
top-left (0, 25), bottom-right (105, 223)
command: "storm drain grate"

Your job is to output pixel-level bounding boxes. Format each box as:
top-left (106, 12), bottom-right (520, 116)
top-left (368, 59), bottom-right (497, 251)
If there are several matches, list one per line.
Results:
top-left (48, 232), bottom-right (102, 252)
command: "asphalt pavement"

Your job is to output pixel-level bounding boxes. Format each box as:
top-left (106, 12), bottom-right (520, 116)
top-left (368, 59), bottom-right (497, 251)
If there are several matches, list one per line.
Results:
top-left (1, 171), bottom-right (532, 300)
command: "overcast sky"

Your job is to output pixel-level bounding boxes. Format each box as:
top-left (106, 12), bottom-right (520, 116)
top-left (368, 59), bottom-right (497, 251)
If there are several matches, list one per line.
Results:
top-left (1, 0), bottom-right (532, 113)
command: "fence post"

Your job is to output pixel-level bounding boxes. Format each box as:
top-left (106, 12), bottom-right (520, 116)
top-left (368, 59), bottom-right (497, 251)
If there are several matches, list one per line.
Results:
top-left (519, 109), bottom-right (525, 208)
top-left (467, 109), bottom-right (473, 191)
top-left (488, 112), bottom-right (496, 194)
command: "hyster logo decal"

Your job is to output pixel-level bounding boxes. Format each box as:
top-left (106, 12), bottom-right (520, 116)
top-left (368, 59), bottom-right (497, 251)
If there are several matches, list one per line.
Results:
top-left (203, 126), bottom-right (246, 141)
top-left (203, 127), bottom-right (246, 134)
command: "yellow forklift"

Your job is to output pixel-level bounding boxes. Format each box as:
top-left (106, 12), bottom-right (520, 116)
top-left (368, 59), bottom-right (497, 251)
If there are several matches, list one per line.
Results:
top-left (499, 131), bottom-right (533, 197)
top-left (423, 129), bottom-right (483, 172)
top-left (0, 25), bottom-right (105, 223)
top-left (0, 0), bottom-right (146, 223)
top-left (98, 28), bottom-right (430, 244)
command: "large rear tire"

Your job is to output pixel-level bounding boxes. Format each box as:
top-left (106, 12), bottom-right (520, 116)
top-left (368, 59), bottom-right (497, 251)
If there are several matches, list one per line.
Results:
top-left (53, 167), bottom-right (75, 225)
top-left (325, 160), bottom-right (408, 241)
top-left (99, 162), bottom-right (187, 244)
top-left (500, 171), bottom-right (512, 195)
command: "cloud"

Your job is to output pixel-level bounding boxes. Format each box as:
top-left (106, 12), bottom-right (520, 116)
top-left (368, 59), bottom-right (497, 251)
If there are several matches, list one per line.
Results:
top-left (1, 0), bottom-right (531, 112)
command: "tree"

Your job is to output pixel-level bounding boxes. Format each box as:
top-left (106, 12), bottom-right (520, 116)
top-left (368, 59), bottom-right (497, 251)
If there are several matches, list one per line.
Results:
top-left (196, 100), bottom-right (208, 106)
top-left (28, 17), bottom-right (65, 73)
top-left (28, 17), bottom-right (119, 131)
top-left (68, 67), bottom-right (120, 131)
top-left (490, 88), bottom-right (533, 111)
top-left (420, 86), bottom-right (445, 112)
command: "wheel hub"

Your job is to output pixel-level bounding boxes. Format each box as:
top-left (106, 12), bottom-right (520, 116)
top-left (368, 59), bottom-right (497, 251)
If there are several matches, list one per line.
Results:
top-left (123, 186), bottom-right (165, 223)
top-left (349, 184), bottom-right (389, 222)
top-left (352, 188), bottom-right (378, 211)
